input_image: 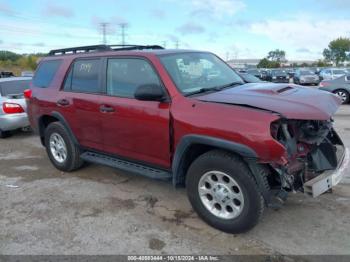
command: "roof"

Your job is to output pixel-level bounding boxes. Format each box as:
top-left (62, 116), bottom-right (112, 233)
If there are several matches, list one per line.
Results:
top-left (0, 77), bottom-right (32, 83)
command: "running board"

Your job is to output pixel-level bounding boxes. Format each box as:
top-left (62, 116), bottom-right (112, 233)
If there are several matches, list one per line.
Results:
top-left (80, 152), bottom-right (172, 180)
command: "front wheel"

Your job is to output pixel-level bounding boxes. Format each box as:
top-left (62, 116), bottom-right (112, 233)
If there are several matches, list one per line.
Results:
top-left (186, 150), bottom-right (264, 234)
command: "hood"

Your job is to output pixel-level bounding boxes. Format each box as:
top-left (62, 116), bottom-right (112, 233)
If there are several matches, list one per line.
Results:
top-left (195, 83), bottom-right (341, 120)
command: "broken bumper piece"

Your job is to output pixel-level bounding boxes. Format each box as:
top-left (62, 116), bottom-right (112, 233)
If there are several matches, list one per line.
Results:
top-left (304, 147), bottom-right (349, 197)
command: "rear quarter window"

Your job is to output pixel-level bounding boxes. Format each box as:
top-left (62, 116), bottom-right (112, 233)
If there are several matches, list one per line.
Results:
top-left (33, 60), bottom-right (62, 88)
top-left (0, 80), bottom-right (31, 96)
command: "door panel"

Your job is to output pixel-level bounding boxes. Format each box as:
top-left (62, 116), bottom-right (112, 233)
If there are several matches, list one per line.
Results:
top-left (59, 58), bottom-right (104, 151)
top-left (100, 97), bottom-right (171, 168)
top-left (100, 57), bottom-right (171, 168)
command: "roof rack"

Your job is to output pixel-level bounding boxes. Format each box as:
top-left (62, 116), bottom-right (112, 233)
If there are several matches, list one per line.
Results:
top-left (48, 44), bottom-right (164, 56)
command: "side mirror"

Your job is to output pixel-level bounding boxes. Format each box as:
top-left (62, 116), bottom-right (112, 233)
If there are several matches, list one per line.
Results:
top-left (134, 84), bottom-right (166, 101)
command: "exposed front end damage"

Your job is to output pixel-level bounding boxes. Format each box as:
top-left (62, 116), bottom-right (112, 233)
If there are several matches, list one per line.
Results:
top-left (269, 118), bottom-right (349, 201)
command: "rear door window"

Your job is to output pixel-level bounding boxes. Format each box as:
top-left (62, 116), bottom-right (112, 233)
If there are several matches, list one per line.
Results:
top-left (64, 59), bottom-right (101, 93)
top-left (33, 60), bottom-right (62, 88)
top-left (0, 80), bottom-right (31, 96)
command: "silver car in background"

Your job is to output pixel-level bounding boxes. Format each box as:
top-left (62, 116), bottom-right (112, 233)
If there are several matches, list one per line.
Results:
top-left (319, 68), bottom-right (347, 81)
top-left (293, 69), bottom-right (320, 85)
top-left (0, 77), bottom-right (31, 138)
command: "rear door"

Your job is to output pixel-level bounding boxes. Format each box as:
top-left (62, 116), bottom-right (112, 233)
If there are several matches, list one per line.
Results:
top-left (60, 58), bottom-right (104, 150)
top-left (99, 57), bottom-right (171, 168)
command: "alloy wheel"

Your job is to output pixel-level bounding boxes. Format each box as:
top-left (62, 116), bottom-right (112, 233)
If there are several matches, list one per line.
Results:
top-left (198, 171), bottom-right (244, 219)
top-left (49, 132), bottom-right (67, 163)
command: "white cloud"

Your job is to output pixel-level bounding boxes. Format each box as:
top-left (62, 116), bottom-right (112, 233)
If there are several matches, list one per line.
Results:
top-left (249, 18), bottom-right (350, 58)
top-left (190, 0), bottom-right (246, 18)
top-left (176, 22), bottom-right (205, 35)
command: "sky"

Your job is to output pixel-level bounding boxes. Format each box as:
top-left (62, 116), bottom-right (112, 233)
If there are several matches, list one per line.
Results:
top-left (0, 0), bottom-right (350, 60)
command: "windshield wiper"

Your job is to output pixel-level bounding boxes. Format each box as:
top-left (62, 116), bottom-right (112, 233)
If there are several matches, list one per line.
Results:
top-left (185, 81), bottom-right (243, 96)
top-left (212, 81), bottom-right (243, 91)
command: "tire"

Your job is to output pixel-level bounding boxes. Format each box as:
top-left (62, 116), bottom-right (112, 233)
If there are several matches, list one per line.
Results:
top-left (186, 150), bottom-right (264, 234)
top-left (333, 89), bottom-right (349, 104)
top-left (0, 130), bottom-right (11, 139)
top-left (44, 122), bottom-right (84, 172)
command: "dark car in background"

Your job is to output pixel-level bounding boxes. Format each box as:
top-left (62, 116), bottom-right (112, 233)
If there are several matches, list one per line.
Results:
top-left (285, 68), bottom-right (295, 78)
top-left (0, 71), bottom-right (15, 78)
top-left (319, 75), bottom-right (350, 104)
top-left (246, 69), bottom-right (261, 79)
top-left (293, 69), bottom-right (320, 85)
top-left (259, 69), bottom-right (268, 81)
top-left (266, 69), bottom-right (289, 83)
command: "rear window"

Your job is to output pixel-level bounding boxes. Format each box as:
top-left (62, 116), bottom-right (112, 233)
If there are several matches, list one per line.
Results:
top-left (0, 80), bottom-right (31, 96)
top-left (33, 60), bottom-right (62, 88)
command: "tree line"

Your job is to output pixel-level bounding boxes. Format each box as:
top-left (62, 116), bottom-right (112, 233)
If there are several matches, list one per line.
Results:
top-left (257, 37), bottom-right (350, 68)
top-left (0, 51), bottom-right (44, 75)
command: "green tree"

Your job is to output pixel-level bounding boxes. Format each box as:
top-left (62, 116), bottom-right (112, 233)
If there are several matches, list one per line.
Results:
top-left (323, 37), bottom-right (350, 65)
top-left (0, 50), bottom-right (21, 61)
top-left (267, 49), bottom-right (286, 62)
top-left (257, 58), bottom-right (280, 68)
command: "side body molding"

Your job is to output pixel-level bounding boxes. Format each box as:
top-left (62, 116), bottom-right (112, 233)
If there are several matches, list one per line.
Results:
top-left (171, 134), bottom-right (258, 186)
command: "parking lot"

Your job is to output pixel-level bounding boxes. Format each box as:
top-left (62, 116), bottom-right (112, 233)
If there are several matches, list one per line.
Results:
top-left (0, 105), bottom-right (349, 255)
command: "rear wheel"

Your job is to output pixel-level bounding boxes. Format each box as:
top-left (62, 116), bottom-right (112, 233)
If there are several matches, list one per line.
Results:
top-left (44, 122), bottom-right (84, 172)
top-left (186, 150), bottom-right (264, 233)
top-left (334, 89), bottom-right (349, 104)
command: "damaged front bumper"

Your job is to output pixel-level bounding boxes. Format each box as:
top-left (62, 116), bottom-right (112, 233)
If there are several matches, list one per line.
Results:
top-left (269, 119), bottom-right (348, 199)
top-left (303, 147), bottom-right (349, 197)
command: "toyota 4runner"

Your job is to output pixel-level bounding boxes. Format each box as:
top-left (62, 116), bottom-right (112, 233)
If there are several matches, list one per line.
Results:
top-left (25, 45), bottom-right (349, 233)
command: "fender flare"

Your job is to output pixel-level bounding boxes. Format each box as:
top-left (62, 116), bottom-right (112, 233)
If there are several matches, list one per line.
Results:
top-left (38, 111), bottom-right (79, 145)
top-left (171, 134), bottom-right (258, 186)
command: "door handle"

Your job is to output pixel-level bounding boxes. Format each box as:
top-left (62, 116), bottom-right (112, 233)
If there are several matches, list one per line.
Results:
top-left (57, 99), bottom-right (70, 106)
top-left (100, 105), bottom-right (115, 113)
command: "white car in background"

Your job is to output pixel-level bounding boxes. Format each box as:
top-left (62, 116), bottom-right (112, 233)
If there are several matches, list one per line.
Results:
top-left (319, 68), bottom-right (347, 81)
top-left (0, 77), bottom-right (31, 138)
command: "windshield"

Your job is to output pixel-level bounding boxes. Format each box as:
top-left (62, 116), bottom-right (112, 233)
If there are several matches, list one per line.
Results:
top-left (272, 70), bottom-right (287, 76)
top-left (159, 52), bottom-right (243, 95)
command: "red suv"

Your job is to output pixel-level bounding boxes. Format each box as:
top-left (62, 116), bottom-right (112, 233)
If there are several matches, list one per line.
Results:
top-left (26, 45), bottom-right (348, 233)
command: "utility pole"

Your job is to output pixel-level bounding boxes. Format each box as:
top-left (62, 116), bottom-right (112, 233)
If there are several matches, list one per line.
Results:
top-left (119, 23), bottom-right (128, 45)
top-left (100, 22), bottom-right (109, 45)
top-left (175, 40), bottom-right (179, 49)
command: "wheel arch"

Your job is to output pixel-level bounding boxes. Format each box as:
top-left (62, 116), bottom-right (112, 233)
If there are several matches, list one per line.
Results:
top-left (38, 111), bottom-right (78, 146)
top-left (171, 135), bottom-right (258, 187)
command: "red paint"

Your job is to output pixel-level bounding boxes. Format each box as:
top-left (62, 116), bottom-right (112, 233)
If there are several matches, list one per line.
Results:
top-left (27, 50), bottom-right (341, 169)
